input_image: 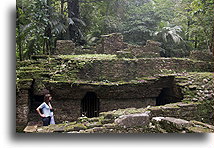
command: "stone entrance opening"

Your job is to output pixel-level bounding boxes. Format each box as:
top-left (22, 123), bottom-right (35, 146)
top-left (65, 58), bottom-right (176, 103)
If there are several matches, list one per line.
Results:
top-left (156, 86), bottom-right (183, 106)
top-left (28, 94), bottom-right (44, 122)
top-left (81, 92), bottom-right (99, 118)
top-left (31, 95), bottom-right (44, 110)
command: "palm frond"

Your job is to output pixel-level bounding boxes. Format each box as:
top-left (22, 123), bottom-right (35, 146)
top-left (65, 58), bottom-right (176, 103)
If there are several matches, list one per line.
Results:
top-left (153, 25), bottom-right (184, 44)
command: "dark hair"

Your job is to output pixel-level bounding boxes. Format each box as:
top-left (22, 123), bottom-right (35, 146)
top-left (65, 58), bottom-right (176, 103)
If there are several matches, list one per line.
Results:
top-left (44, 94), bottom-right (51, 103)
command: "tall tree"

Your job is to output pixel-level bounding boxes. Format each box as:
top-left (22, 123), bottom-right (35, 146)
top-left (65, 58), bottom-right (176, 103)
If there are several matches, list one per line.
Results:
top-left (175, 0), bottom-right (214, 51)
top-left (16, 0), bottom-right (68, 60)
top-left (67, 0), bottom-right (83, 43)
top-left (16, 6), bottom-right (23, 61)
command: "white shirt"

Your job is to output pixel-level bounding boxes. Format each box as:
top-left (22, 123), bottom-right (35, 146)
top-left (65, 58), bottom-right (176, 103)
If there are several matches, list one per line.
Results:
top-left (38, 102), bottom-right (52, 117)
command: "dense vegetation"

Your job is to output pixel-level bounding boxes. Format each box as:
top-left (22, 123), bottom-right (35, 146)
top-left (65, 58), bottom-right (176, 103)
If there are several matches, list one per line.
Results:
top-left (16, 0), bottom-right (214, 60)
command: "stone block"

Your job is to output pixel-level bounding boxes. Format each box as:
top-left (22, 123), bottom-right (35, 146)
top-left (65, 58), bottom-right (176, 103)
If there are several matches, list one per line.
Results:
top-left (189, 50), bottom-right (214, 62)
top-left (114, 113), bottom-right (150, 128)
top-left (149, 109), bottom-right (162, 117)
top-left (16, 89), bottom-right (29, 105)
top-left (56, 40), bottom-right (76, 55)
top-left (23, 121), bottom-right (39, 133)
top-left (16, 79), bottom-right (33, 89)
top-left (16, 105), bottom-right (29, 126)
top-left (100, 33), bottom-right (128, 54)
top-left (116, 50), bottom-right (134, 58)
top-left (151, 117), bottom-right (192, 132)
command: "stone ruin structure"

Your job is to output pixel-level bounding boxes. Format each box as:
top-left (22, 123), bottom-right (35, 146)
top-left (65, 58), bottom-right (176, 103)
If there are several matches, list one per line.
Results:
top-left (56, 33), bottom-right (161, 58)
top-left (16, 33), bottom-right (214, 133)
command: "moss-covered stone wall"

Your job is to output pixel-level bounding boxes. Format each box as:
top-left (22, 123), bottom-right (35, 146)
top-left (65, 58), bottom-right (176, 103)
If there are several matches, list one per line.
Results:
top-left (16, 79), bottom-right (32, 132)
top-left (100, 98), bottom-right (156, 112)
top-left (33, 98), bottom-right (213, 133)
top-left (16, 74), bottom-right (183, 126)
top-left (20, 72), bottom-right (214, 133)
top-left (17, 55), bottom-right (213, 82)
top-left (55, 40), bottom-right (76, 55)
top-left (78, 57), bottom-right (213, 81)
top-left (189, 50), bottom-right (213, 62)
top-left (55, 33), bottom-right (163, 57)
top-left (16, 55), bottom-right (214, 132)
top-left (43, 77), bottom-right (171, 123)
top-left (52, 99), bottom-right (81, 122)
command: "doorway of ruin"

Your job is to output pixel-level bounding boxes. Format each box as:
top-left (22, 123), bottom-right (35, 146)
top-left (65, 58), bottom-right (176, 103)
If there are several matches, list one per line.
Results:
top-left (81, 92), bottom-right (99, 118)
top-left (28, 94), bottom-right (44, 122)
top-left (28, 79), bottom-right (49, 122)
top-left (156, 86), bottom-right (183, 106)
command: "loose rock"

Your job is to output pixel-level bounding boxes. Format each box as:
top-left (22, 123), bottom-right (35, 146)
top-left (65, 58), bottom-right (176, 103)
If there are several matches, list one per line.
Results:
top-left (115, 113), bottom-right (150, 128)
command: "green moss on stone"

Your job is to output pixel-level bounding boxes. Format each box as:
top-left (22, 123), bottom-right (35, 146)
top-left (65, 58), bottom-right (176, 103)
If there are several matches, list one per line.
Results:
top-left (72, 123), bottom-right (88, 131)
top-left (58, 54), bottom-right (118, 61)
top-left (186, 126), bottom-right (213, 133)
top-left (16, 79), bottom-right (33, 89)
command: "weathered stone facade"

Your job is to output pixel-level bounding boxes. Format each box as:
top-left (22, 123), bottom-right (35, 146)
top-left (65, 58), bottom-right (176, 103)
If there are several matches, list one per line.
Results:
top-left (99, 33), bottom-right (128, 54)
top-left (189, 50), bottom-right (214, 62)
top-left (16, 89), bottom-right (30, 131)
top-left (77, 58), bottom-right (213, 81)
top-left (32, 96), bottom-right (214, 133)
top-left (16, 34), bottom-right (214, 133)
top-left (21, 71), bottom-right (214, 133)
top-left (55, 40), bottom-right (76, 55)
top-left (16, 54), bottom-right (214, 130)
top-left (36, 75), bottom-right (180, 123)
top-left (55, 33), bottom-right (162, 57)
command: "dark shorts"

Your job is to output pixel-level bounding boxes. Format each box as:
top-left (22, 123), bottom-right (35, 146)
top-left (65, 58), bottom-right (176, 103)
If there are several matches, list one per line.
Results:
top-left (42, 116), bottom-right (51, 126)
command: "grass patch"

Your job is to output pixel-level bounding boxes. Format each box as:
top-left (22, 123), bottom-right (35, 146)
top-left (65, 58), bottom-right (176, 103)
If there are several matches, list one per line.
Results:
top-left (58, 54), bottom-right (118, 61)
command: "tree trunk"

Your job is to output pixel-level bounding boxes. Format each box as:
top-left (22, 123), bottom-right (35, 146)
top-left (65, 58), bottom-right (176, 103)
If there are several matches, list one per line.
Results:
top-left (68, 0), bottom-right (80, 21)
top-left (44, 0), bottom-right (52, 55)
top-left (210, 24), bottom-right (214, 56)
top-left (67, 0), bottom-right (80, 42)
top-left (186, 18), bottom-right (190, 41)
top-left (16, 6), bottom-right (23, 61)
top-left (45, 25), bottom-right (52, 55)
top-left (194, 36), bottom-right (197, 49)
top-left (61, 0), bottom-right (64, 15)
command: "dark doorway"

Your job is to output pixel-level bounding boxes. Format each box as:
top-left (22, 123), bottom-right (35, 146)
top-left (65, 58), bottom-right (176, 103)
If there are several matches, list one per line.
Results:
top-left (81, 92), bottom-right (99, 118)
top-left (30, 95), bottom-right (44, 111)
top-left (29, 95), bottom-right (44, 122)
top-left (156, 86), bottom-right (183, 106)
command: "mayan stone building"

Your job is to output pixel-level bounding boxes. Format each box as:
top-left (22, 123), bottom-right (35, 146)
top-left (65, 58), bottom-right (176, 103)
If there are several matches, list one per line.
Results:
top-left (16, 33), bottom-right (214, 132)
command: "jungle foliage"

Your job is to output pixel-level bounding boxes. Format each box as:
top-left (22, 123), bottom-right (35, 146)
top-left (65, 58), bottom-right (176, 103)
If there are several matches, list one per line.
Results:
top-left (16, 0), bottom-right (214, 60)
